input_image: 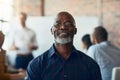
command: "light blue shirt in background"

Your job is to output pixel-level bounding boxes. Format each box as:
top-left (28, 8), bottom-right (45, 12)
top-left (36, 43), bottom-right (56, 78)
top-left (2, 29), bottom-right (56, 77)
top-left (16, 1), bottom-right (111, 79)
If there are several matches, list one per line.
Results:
top-left (87, 41), bottom-right (120, 80)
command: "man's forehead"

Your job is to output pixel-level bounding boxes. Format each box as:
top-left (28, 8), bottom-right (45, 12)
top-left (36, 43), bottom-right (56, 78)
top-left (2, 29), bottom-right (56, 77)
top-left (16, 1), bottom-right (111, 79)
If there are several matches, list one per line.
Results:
top-left (55, 14), bottom-right (74, 22)
top-left (57, 15), bottom-right (71, 19)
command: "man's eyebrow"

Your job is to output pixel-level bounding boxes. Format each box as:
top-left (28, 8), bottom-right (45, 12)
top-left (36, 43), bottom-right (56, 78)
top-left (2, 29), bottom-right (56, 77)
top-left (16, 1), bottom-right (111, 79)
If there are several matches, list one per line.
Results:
top-left (65, 21), bottom-right (74, 23)
top-left (55, 21), bottom-right (61, 23)
top-left (55, 20), bottom-right (74, 24)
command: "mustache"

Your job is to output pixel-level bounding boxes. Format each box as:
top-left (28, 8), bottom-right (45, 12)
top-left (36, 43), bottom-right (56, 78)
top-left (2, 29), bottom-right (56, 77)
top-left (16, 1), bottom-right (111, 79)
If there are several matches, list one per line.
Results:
top-left (57, 30), bottom-right (70, 35)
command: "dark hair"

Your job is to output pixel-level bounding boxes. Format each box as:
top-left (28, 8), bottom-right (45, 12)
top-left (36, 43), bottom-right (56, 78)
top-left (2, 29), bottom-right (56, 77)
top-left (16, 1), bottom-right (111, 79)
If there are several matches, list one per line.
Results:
top-left (82, 34), bottom-right (92, 49)
top-left (94, 26), bottom-right (108, 42)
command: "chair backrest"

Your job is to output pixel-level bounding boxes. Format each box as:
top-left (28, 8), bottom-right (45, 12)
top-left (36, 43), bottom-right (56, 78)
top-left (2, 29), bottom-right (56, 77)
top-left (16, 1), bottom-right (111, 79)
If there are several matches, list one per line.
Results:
top-left (111, 67), bottom-right (120, 80)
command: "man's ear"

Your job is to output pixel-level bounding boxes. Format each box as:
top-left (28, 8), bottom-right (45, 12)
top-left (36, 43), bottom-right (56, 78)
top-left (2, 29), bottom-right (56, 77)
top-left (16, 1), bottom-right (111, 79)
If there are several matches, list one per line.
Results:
top-left (74, 28), bottom-right (77, 34)
top-left (51, 27), bottom-right (54, 35)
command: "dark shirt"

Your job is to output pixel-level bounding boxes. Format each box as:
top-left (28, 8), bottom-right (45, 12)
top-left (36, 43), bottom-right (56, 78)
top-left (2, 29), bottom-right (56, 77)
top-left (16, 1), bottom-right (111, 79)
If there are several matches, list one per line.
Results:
top-left (26, 44), bottom-right (102, 80)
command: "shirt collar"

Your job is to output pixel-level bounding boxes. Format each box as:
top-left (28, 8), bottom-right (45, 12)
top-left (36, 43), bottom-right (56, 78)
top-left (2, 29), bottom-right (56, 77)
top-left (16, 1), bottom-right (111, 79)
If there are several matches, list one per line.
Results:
top-left (48, 44), bottom-right (56, 58)
top-left (99, 41), bottom-right (111, 45)
top-left (48, 44), bottom-right (80, 58)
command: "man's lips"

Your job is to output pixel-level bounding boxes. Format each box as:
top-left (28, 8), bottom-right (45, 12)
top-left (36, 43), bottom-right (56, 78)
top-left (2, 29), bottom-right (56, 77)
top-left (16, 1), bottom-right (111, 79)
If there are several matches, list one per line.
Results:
top-left (59, 32), bottom-right (69, 37)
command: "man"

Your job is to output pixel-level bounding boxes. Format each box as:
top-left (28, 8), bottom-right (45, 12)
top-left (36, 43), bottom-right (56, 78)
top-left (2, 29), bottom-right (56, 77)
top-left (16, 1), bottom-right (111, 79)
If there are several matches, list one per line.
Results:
top-left (26, 11), bottom-right (102, 80)
top-left (9, 12), bottom-right (38, 70)
top-left (87, 26), bottom-right (120, 80)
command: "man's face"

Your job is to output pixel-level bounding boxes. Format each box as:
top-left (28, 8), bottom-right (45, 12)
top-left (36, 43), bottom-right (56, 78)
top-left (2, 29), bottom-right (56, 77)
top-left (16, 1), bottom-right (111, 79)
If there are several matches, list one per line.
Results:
top-left (19, 14), bottom-right (26, 25)
top-left (51, 13), bottom-right (77, 44)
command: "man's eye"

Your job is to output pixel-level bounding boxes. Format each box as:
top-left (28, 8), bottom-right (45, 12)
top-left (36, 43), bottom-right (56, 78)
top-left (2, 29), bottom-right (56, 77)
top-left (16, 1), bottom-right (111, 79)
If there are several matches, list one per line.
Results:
top-left (54, 23), bottom-right (61, 27)
top-left (64, 22), bottom-right (73, 27)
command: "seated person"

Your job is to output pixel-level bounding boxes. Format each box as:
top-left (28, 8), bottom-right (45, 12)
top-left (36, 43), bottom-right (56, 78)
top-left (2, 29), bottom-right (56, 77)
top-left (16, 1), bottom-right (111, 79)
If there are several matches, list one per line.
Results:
top-left (87, 26), bottom-right (120, 80)
top-left (26, 11), bottom-right (102, 80)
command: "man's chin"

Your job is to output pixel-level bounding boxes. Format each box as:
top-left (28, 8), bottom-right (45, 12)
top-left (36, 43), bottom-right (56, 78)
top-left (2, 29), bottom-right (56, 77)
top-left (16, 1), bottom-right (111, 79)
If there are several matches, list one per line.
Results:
top-left (55, 37), bottom-right (72, 44)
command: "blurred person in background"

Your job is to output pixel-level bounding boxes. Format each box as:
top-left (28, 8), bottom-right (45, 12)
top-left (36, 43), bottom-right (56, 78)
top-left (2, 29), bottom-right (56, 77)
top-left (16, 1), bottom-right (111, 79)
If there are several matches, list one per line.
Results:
top-left (9, 12), bottom-right (38, 70)
top-left (81, 34), bottom-right (92, 53)
top-left (87, 26), bottom-right (120, 80)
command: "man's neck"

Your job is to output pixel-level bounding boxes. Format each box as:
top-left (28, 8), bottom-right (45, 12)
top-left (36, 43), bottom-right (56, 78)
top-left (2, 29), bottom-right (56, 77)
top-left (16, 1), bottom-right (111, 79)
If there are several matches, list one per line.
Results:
top-left (20, 23), bottom-right (26, 28)
top-left (55, 43), bottom-right (73, 60)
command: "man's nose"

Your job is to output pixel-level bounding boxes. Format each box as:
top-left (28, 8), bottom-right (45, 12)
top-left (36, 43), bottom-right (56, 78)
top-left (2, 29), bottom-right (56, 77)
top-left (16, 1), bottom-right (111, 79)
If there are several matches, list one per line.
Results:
top-left (60, 24), bottom-right (66, 29)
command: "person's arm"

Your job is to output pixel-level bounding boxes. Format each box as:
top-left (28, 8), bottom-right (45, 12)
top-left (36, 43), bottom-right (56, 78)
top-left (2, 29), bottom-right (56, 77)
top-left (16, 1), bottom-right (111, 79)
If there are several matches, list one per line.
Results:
top-left (29, 44), bottom-right (38, 50)
top-left (9, 42), bottom-right (18, 50)
top-left (8, 30), bottom-right (18, 50)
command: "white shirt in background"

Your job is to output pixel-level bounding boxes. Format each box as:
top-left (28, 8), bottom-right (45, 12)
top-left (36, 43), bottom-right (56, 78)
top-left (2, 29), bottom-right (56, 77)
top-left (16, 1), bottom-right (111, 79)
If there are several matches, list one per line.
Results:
top-left (12, 26), bottom-right (37, 54)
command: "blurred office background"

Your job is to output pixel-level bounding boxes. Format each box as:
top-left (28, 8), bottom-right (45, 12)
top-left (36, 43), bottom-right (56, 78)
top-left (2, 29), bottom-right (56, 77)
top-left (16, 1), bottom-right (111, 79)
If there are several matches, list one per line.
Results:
top-left (0, 0), bottom-right (120, 66)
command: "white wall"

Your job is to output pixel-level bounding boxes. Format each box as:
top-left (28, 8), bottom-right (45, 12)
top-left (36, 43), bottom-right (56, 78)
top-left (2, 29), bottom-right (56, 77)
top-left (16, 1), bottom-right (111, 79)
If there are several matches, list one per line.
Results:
top-left (3, 16), bottom-right (98, 66)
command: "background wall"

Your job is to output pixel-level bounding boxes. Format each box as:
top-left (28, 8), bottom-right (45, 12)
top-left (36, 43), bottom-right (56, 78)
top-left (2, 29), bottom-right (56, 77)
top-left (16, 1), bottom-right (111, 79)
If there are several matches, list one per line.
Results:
top-left (13, 0), bottom-right (120, 48)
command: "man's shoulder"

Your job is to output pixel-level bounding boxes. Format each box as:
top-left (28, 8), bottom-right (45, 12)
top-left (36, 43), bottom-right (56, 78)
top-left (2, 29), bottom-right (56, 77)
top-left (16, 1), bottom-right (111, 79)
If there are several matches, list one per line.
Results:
top-left (76, 50), bottom-right (99, 67)
top-left (76, 49), bottom-right (96, 62)
top-left (88, 44), bottom-right (101, 51)
top-left (25, 27), bottom-right (35, 33)
top-left (31, 50), bottom-right (49, 63)
top-left (91, 44), bottom-right (100, 48)
top-left (87, 44), bottom-right (100, 58)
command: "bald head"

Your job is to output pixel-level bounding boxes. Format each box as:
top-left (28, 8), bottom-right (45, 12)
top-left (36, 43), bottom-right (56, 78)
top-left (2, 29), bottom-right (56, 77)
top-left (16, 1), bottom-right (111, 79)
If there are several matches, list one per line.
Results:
top-left (55, 12), bottom-right (76, 27)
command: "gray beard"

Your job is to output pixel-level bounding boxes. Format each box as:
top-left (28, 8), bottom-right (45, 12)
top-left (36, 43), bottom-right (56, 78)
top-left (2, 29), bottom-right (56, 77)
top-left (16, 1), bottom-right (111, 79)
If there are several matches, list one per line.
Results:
top-left (55, 36), bottom-right (72, 44)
